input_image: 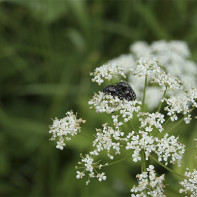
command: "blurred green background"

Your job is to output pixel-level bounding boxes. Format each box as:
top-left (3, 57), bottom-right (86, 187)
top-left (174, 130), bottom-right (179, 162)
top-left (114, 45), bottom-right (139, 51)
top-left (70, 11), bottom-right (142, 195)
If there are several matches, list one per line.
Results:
top-left (0, 0), bottom-right (197, 196)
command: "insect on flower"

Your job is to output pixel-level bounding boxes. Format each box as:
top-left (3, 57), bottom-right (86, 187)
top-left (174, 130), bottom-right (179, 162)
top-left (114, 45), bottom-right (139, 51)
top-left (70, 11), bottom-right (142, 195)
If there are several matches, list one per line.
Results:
top-left (103, 82), bottom-right (136, 101)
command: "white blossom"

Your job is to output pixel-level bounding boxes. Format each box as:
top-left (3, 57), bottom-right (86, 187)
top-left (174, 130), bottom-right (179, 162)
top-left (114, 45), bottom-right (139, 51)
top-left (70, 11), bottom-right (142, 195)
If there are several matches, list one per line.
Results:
top-left (131, 57), bottom-right (161, 78)
top-left (49, 110), bottom-right (86, 150)
top-left (187, 88), bottom-right (197, 108)
top-left (76, 154), bottom-right (107, 184)
top-left (97, 172), bottom-right (107, 182)
top-left (164, 94), bottom-right (191, 123)
top-left (106, 54), bottom-right (135, 73)
top-left (76, 171), bottom-right (85, 179)
top-left (126, 131), bottom-right (185, 166)
top-left (130, 40), bottom-right (197, 90)
top-left (130, 165), bottom-right (166, 197)
top-left (126, 131), bottom-right (157, 162)
top-left (90, 63), bottom-right (126, 85)
top-left (90, 123), bottom-right (124, 159)
top-left (88, 91), bottom-right (141, 122)
top-left (138, 112), bottom-right (165, 133)
top-left (151, 72), bottom-right (182, 92)
top-left (179, 168), bottom-right (197, 197)
top-left (155, 134), bottom-right (185, 166)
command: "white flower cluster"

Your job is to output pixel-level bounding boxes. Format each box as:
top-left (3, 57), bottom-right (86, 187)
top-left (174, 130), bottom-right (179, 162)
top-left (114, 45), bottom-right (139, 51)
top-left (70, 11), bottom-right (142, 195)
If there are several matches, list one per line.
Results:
top-left (132, 57), bottom-right (161, 77)
top-left (89, 40), bottom-right (196, 110)
top-left (164, 95), bottom-right (191, 123)
top-left (90, 41), bottom-right (197, 110)
top-left (90, 63), bottom-right (126, 85)
top-left (49, 111), bottom-right (86, 150)
top-left (107, 54), bottom-right (135, 73)
top-left (151, 72), bottom-right (182, 92)
top-left (155, 134), bottom-right (185, 166)
top-left (90, 123), bottom-right (124, 159)
top-left (130, 165), bottom-right (166, 197)
top-left (138, 112), bottom-right (165, 133)
top-left (179, 168), bottom-right (197, 197)
top-left (126, 131), bottom-right (156, 162)
top-left (130, 40), bottom-right (197, 89)
top-left (164, 88), bottom-right (197, 123)
top-left (187, 88), bottom-right (197, 108)
top-left (76, 154), bottom-right (107, 185)
top-left (126, 131), bottom-right (185, 166)
top-left (88, 91), bottom-right (142, 122)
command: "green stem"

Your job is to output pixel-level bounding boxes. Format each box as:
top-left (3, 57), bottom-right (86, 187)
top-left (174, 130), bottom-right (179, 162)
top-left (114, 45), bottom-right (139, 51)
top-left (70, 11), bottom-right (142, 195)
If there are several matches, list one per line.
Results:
top-left (150, 155), bottom-right (185, 179)
top-left (163, 117), bottom-right (171, 128)
top-left (166, 118), bottom-right (184, 134)
top-left (102, 156), bottom-right (129, 167)
top-left (164, 107), bottom-right (195, 134)
top-left (141, 150), bottom-right (146, 173)
top-left (142, 74), bottom-right (148, 112)
top-left (128, 121), bottom-right (136, 132)
top-left (157, 88), bottom-right (167, 113)
top-left (185, 147), bottom-right (197, 151)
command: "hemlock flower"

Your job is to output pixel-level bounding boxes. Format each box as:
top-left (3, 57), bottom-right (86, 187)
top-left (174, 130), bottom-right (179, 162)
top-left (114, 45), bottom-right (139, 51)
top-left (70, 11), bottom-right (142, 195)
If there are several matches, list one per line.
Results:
top-left (130, 40), bottom-right (197, 89)
top-left (90, 63), bottom-right (126, 85)
top-left (179, 168), bottom-right (197, 197)
top-left (88, 91), bottom-right (142, 122)
top-left (49, 110), bottom-right (86, 150)
top-left (126, 131), bottom-right (185, 165)
top-left (49, 41), bottom-right (197, 196)
top-left (155, 134), bottom-right (185, 166)
top-left (76, 154), bottom-right (107, 184)
top-left (138, 112), bottom-right (165, 133)
top-left (163, 88), bottom-right (196, 123)
top-left (151, 72), bottom-right (182, 92)
top-left (130, 165), bottom-right (166, 197)
top-left (90, 123), bottom-right (123, 159)
top-left (131, 57), bottom-right (161, 78)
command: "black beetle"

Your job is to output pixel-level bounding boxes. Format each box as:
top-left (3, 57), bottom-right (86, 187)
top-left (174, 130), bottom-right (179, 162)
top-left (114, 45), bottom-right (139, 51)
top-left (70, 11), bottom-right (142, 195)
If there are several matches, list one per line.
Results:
top-left (103, 82), bottom-right (136, 101)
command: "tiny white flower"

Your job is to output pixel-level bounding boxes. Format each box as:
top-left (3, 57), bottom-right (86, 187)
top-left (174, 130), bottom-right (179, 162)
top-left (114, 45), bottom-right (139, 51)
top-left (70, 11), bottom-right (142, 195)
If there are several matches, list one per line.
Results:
top-left (76, 171), bottom-right (85, 179)
top-left (97, 172), bottom-right (107, 182)
top-left (179, 168), bottom-right (197, 197)
top-left (49, 110), bottom-right (86, 150)
top-left (130, 165), bottom-right (166, 197)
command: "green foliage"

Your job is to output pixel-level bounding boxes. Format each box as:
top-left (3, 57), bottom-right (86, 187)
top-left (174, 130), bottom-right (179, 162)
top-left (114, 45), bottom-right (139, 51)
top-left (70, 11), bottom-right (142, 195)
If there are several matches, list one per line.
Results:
top-left (0, 0), bottom-right (197, 196)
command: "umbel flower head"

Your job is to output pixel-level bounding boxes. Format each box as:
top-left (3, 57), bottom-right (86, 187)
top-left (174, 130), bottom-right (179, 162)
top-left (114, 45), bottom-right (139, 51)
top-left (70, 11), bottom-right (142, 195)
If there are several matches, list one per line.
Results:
top-left (179, 168), bottom-right (197, 197)
top-left (49, 40), bottom-right (197, 196)
top-left (49, 110), bottom-right (86, 150)
top-left (130, 165), bottom-right (166, 197)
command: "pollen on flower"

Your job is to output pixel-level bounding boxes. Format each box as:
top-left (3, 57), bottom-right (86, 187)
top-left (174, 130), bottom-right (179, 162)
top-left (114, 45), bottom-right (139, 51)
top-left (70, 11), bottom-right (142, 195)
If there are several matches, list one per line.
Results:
top-left (130, 165), bottom-right (166, 197)
top-left (49, 110), bottom-right (86, 150)
top-left (179, 168), bottom-right (197, 197)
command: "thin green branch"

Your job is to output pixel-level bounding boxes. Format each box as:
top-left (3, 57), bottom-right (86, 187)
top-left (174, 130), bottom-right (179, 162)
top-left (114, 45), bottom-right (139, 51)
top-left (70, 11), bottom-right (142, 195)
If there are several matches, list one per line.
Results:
top-left (142, 74), bottom-right (148, 112)
top-left (102, 156), bottom-right (129, 167)
top-left (166, 118), bottom-right (184, 134)
top-left (157, 88), bottom-right (167, 113)
top-left (150, 155), bottom-right (185, 179)
top-left (141, 150), bottom-right (146, 173)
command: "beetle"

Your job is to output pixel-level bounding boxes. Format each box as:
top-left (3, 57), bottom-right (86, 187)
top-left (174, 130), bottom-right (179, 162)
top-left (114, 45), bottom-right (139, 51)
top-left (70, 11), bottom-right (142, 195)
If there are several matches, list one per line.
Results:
top-left (103, 82), bottom-right (136, 101)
